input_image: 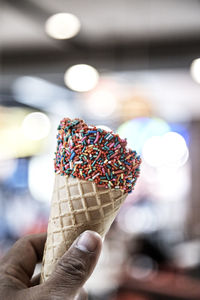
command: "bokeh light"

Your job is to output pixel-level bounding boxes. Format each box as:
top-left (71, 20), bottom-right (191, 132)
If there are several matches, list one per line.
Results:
top-left (190, 58), bottom-right (200, 84)
top-left (29, 155), bottom-right (54, 203)
top-left (117, 117), bottom-right (170, 153)
top-left (0, 159), bottom-right (17, 181)
top-left (21, 112), bottom-right (51, 141)
top-left (45, 13), bottom-right (80, 40)
top-left (130, 255), bottom-right (158, 280)
top-left (119, 205), bottom-right (158, 234)
top-left (142, 132), bottom-right (189, 168)
top-left (12, 76), bottom-right (71, 109)
top-left (86, 90), bottom-right (117, 118)
top-left (64, 64), bottom-right (99, 92)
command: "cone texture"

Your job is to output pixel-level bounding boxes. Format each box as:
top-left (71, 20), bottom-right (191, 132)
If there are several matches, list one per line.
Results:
top-left (41, 174), bottom-right (127, 282)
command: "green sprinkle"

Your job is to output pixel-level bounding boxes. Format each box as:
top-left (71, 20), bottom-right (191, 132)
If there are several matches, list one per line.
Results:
top-left (106, 173), bottom-right (110, 180)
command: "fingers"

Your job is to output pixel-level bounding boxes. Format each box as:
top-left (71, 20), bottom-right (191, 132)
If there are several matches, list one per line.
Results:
top-left (0, 233), bottom-right (46, 284)
top-left (45, 231), bottom-right (102, 299)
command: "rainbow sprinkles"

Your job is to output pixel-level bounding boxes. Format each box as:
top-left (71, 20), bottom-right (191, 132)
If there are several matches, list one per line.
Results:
top-left (55, 118), bottom-right (141, 193)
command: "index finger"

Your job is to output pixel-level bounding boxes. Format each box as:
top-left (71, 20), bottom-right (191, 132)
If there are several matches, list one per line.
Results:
top-left (0, 233), bottom-right (46, 280)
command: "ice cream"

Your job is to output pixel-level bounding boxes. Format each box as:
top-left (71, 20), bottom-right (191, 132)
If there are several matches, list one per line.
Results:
top-left (40, 118), bottom-right (141, 282)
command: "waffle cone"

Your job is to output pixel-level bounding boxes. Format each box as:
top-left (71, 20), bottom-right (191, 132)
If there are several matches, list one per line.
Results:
top-left (40, 173), bottom-right (127, 282)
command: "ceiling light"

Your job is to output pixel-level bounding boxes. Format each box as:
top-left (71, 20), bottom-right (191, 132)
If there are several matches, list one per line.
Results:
top-left (45, 13), bottom-right (80, 40)
top-left (21, 112), bottom-right (51, 141)
top-left (190, 58), bottom-right (200, 84)
top-left (64, 64), bottom-right (99, 92)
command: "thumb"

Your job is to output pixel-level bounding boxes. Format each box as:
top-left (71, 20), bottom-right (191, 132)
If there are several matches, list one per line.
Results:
top-left (45, 231), bottom-right (102, 299)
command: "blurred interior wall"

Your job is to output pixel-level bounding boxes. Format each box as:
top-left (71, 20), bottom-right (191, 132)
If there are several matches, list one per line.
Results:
top-left (187, 120), bottom-right (200, 238)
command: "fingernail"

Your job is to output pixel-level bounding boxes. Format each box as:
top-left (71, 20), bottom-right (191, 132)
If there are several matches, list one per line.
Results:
top-left (76, 231), bottom-right (100, 252)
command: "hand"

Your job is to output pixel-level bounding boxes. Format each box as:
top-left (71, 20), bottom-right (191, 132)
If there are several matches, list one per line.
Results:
top-left (0, 231), bottom-right (102, 300)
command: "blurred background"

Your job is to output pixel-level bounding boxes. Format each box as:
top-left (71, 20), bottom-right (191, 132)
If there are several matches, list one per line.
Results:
top-left (1, 0), bottom-right (200, 299)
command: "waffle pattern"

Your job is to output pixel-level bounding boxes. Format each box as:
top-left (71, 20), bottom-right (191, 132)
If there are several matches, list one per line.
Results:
top-left (40, 174), bottom-right (127, 282)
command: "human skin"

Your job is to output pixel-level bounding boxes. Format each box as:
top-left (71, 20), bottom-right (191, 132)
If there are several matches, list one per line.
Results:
top-left (0, 231), bottom-right (102, 300)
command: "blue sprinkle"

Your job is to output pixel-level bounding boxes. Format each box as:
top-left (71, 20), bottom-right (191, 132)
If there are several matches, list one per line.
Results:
top-left (92, 160), bottom-right (96, 167)
top-left (70, 151), bottom-right (75, 160)
top-left (87, 130), bottom-right (97, 134)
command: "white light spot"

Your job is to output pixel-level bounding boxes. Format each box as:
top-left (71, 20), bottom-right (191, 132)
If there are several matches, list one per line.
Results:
top-left (142, 132), bottom-right (189, 168)
top-left (45, 13), bottom-right (80, 40)
top-left (64, 64), bottom-right (99, 92)
top-left (21, 112), bottom-right (51, 141)
top-left (190, 58), bottom-right (200, 84)
top-left (130, 255), bottom-right (157, 280)
top-left (120, 206), bottom-right (157, 234)
top-left (29, 155), bottom-right (54, 203)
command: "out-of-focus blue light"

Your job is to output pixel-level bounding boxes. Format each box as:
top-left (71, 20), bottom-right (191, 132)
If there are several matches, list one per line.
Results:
top-left (169, 123), bottom-right (189, 145)
top-left (117, 117), bottom-right (170, 154)
top-left (117, 118), bottom-right (189, 155)
top-left (12, 76), bottom-right (74, 109)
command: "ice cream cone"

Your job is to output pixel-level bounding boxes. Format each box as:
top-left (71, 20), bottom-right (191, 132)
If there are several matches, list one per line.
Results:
top-left (40, 117), bottom-right (141, 282)
top-left (40, 173), bottom-right (127, 282)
